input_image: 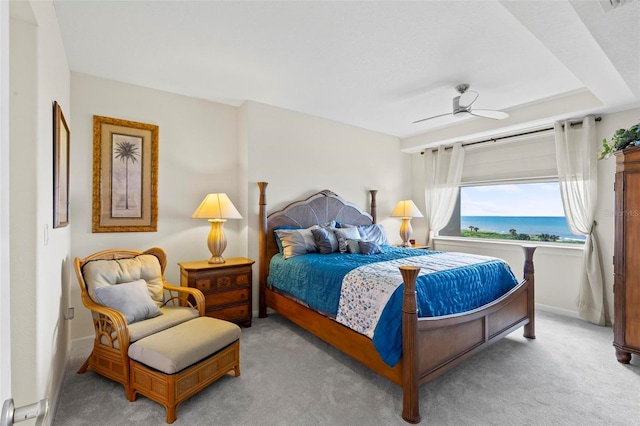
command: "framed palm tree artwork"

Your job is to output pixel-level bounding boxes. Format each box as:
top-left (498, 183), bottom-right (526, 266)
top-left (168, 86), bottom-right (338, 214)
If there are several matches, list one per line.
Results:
top-left (92, 115), bottom-right (158, 232)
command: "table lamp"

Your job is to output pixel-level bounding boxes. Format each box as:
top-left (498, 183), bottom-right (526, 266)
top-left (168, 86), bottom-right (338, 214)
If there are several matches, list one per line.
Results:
top-left (192, 193), bottom-right (242, 263)
top-left (391, 200), bottom-right (423, 247)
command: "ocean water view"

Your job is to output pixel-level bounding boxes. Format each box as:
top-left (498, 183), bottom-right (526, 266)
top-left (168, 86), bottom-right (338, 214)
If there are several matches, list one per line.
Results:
top-left (461, 216), bottom-right (586, 242)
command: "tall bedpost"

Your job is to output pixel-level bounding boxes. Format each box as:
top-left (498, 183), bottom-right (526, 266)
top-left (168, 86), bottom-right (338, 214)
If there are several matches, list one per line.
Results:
top-left (370, 189), bottom-right (378, 224)
top-left (400, 265), bottom-right (421, 424)
top-left (522, 245), bottom-right (536, 339)
top-left (258, 182), bottom-right (269, 318)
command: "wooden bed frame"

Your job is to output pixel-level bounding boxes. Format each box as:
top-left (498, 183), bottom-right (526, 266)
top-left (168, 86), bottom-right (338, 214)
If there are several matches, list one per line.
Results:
top-left (257, 182), bottom-right (536, 423)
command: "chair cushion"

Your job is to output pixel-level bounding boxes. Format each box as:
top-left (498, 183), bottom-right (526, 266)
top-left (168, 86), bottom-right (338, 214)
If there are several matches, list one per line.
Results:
top-left (127, 306), bottom-right (200, 343)
top-left (103, 306), bottom-right (200, 348)
top-left (82, 254), bottom-right (165, 306)
top-left (128, 317), bottom-right (241, 374)
top-left (94, 279), bottom-right (162, 324)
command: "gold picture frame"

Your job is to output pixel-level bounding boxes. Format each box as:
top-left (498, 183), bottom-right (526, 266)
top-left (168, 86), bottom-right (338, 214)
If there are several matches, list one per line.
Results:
top-left (92, 115), bottom-right (158, 232)
top-left (53, 101), bottom-right (70, 228)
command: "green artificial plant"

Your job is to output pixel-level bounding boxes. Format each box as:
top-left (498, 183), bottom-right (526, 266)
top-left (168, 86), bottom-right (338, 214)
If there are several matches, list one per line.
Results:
top-left (598, 121), bottom-right (640, 160)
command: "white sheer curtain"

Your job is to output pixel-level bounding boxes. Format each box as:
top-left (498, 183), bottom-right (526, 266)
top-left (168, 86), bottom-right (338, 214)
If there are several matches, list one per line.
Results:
top-left (554, 116), bottom-right (610, 326)
top-left (423, 143), bottom-right (465, 247)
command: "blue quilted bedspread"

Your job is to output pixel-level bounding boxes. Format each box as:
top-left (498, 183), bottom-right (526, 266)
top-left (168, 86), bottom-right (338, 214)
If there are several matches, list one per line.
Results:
top-left (268, 246), bottom-right (518, 366)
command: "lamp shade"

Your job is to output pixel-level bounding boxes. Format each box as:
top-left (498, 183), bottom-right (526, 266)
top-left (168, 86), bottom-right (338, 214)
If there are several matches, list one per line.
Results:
top-left (192, 193), bottom-right (242, 220)
top-left (391, 200), bottom-right (423, 218)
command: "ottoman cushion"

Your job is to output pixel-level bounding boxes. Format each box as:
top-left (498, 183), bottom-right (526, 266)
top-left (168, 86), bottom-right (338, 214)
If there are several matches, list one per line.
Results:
top-left (128, 317), bottom-right (241, 374)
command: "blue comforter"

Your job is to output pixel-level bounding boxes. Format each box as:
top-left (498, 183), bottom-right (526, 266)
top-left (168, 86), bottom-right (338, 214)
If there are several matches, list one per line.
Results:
top-left (268, 246), bottom-right (518, 366)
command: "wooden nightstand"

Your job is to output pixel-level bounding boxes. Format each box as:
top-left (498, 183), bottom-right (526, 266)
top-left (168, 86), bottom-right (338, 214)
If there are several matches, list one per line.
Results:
top-left (178, 257), bottom-right (255, 327)
top-left (394, 244), bottom-right (430, 249)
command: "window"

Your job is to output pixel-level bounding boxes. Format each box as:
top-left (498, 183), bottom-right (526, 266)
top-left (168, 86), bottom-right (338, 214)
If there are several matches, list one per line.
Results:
top-left (440, 182), bottom-right (585, 244)
top-left (433, 129), bottom-right (583, 244)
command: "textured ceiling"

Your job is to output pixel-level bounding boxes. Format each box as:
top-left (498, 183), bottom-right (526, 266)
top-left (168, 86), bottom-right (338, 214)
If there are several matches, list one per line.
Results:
top-left (51, 0), bottom-right (640, 147)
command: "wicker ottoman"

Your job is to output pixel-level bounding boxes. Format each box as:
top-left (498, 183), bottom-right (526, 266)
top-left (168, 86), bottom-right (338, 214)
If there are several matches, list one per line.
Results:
top-left (128, 316), bottom-right (241, 423)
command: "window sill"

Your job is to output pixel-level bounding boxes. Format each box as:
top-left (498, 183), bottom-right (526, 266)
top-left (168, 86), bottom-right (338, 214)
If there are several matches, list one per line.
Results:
top-left (433, 236), bottom-right (584, 253)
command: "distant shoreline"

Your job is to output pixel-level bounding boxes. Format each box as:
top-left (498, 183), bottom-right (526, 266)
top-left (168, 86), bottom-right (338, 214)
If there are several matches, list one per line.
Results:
top-left (460, 229), bottom-right (584, 244)
top-left (460, 216), bottom-right (585, 243)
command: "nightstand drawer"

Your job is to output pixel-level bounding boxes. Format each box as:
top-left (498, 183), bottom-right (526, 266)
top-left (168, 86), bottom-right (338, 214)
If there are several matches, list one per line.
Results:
top-left (206, 304), bottom-right (250, 322)
top-left (205, 288), bottom-right (249, 307)
top-left (194, 272), bottom-right (250, 291)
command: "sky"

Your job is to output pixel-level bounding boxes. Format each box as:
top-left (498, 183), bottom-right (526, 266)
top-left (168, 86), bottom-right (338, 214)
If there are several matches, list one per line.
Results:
top-left (460, 182), bottom-right (565, 217)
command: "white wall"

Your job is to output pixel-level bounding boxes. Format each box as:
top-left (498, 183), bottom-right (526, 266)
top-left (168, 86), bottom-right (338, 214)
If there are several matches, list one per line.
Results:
top-left (9, 0), bottom-right (71, 421)
top-left (69, 73), bottom-right (240, 339)
top-left (243, 100), bottom-right (408, 221)
top-left (409, 107), bottom-right (640, 318)
top-left (0, 0), bottom-right (11, 404)
top-left (243, 101), bottom-right (410, 299)
top-left (10, 11), bottom-right (38, 413)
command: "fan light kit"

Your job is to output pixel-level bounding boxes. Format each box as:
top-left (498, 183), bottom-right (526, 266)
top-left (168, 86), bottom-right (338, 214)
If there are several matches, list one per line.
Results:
top-left (413, 83), bottom-right (509, 124)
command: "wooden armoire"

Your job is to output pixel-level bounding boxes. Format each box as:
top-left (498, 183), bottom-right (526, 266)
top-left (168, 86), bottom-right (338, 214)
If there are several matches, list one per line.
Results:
top-left (613, 145), bottom-right (640, 363)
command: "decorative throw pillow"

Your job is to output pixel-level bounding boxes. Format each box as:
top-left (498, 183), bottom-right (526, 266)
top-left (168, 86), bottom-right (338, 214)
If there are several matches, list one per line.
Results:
top-left (357, 224), bottom-right (389, 245)
top-left (320, 220), bottom-right (337, 229)
top-left (94, 279), bottom-right (163, 324)
top-left (334, 227), bottom-right (361, 253)
top-left (335, 222), bottom-right (355, 229)
top-left (358, 240), bottom-right (383, 255)
top-left (275, 226), bottom-right (319, 259)
top-left (273, 225), bottom-right (299, 253)
top-left (311, 227), bottom-right (339, 254)
top-left (346, 238), bottom-right (362, 254)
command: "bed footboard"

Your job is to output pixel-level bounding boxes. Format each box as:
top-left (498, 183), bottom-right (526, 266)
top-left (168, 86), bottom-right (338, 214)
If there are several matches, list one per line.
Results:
top-left (400, 246), bottom-right (536, 423)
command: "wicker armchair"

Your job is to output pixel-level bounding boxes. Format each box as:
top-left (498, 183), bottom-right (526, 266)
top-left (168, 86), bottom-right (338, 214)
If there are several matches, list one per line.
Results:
top-left (74, 247), bottom-right (205, 400)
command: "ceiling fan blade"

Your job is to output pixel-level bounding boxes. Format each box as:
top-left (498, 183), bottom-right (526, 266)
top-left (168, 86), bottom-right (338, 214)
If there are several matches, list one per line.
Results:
top-left (469, 109), bottom-right (509, 120)
top-left (458, 90), bottom-right (478, 108)
top-left (412, 112), bottom-right (453, 124)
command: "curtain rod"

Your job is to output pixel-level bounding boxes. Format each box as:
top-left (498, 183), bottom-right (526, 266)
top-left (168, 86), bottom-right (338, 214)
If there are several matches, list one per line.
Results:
top-left (420, 116), bottom-right (602, 154)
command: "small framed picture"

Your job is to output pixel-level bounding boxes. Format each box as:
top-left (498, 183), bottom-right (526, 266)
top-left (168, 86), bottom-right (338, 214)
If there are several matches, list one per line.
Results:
top-left (53, 101), bottom-right (70, 228)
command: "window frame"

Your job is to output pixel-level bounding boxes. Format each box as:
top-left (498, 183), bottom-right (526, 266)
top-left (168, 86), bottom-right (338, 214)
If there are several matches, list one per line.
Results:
top-left (440, 179), bottom-right (584, 244)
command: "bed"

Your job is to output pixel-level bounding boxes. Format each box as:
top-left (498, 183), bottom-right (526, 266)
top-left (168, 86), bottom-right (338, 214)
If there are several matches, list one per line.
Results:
top-left (257, 183), bottom-right (536, 423)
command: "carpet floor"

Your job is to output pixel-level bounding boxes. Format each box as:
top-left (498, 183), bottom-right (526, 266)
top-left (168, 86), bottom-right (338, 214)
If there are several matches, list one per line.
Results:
top-left (53, 310), bottom-right (640, 426)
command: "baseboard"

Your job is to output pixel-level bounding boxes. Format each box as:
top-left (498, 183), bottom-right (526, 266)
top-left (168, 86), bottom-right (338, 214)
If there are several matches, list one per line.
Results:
top-left (46, 351), bottom-right (68, 426)
top-left (70, 336), bottom-right (93, 360)
top-left (536, 303), bottom-right (579, 319)
top-left (46, 337), bottom-right (93, 426)
top-left (46, 338), bottom-right (80, 426)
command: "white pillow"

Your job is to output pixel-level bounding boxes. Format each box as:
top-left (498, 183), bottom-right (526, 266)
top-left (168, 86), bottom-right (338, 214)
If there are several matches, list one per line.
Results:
top-left (334, 227), bottom-right (361, 253)
top-left (94, 279), bottom-right (162, 324)
top-left (358, 224), bottom-right (390, 245)
top-left (275, 226), bottom-right (319, 259)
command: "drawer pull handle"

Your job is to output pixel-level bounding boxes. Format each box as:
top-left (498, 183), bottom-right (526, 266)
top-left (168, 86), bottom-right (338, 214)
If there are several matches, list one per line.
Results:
top-left (195, 279), bottom-right (211, 290)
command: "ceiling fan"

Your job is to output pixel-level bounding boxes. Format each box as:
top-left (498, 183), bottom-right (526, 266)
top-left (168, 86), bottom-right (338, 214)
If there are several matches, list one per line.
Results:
top-left (413, 83), bottom-right (509, 124)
